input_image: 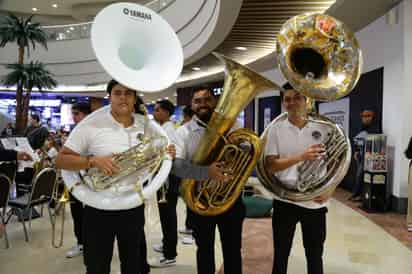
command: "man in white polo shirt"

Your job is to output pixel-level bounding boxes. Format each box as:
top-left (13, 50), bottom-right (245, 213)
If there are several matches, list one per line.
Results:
top-left (56, 79), bottom-right (167, 274)
top-left (176, 88), bottom-right (245, 274)
top-left (149, 99), bottom-right (182, 268)
top-left (264, 83), bottom-right (334, 274)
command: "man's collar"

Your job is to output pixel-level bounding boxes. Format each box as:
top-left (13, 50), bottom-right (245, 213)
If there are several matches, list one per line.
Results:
top-left (107, 107), bottom-right (144, 129)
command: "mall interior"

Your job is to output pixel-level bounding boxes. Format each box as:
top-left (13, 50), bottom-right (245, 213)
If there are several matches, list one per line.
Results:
top-left (1, 0), bottom-right (412, 274)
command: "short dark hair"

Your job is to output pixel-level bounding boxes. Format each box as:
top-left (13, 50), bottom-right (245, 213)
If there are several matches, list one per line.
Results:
top-left (193, 87), bottom-right (216, 98)
top-left (106, 79), bottom-right (119, 95)
top-left (135, 96), bottom-right (145, 115)
top-left (280, 82), bottom-right (306, 101)
top-left (72, 102), bottom-right (91, 115)
top-left (282, 82), bottom-right (294, 92)
top-left (182, 105), bottom-right (194, 117)
top-left (106, 79), bottom-right (137, 97)
top-left (31, 114), bottom-right (40, 123)
top-left (156, 99), bottom-right (175, 116)
top-left (361, 109), bottom-right (375, 114)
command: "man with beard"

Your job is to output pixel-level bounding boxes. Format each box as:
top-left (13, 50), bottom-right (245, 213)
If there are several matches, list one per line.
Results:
top-left (349, 109), bottom-right (379, 201)
top-left (174, 88), bottom-right (245, 274)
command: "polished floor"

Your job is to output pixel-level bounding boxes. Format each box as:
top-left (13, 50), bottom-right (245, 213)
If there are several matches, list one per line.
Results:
top-left (1, 191), bottom-right (412, 274)
top-left (333, 187), bottom-right (412, 251)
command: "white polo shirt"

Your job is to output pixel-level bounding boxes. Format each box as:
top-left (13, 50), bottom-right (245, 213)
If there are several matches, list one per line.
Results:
top-left (178, 117), bottom-right (240, 161)
top-left (265, 117), bottom-right (331, 209)
top-left (64, 107), bottom-right (145, 157)
top-left (160, 120), bottom-right (184, 159)
top-left (178, 118), bottom-right (204, 160)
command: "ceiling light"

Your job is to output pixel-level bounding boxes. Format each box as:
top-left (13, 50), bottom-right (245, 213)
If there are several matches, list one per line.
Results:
top-left (235, 46), bottom-right (247, 51)
top-left (139, 93), bottom-right (144, 97)
top-left (192, 67), bottom-right (201, 71)
top-left (52, 4), bottom-right (58, 8)
top-left (70, 26), bottom-right (75, 30)
top-left (66, 30), bottom-right (70, 33)
top-left (32, 8), bottom-right (38, 11)
top-left (151, 101), bottom-right (155, 104)
top-left (164, 97), bottom-right (169, 99)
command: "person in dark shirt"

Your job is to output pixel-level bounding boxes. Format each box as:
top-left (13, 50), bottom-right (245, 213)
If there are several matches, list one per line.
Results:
top-left (24, 114), bottom-right (49, 150)
top-left (1, 123), bottom-right (15, 137)
top-left (350, 109), bottom-right (380, 201)
top-left (0, 149), bottom-right (32, 238)
top-left (0, 149), bottom-right (32, 162)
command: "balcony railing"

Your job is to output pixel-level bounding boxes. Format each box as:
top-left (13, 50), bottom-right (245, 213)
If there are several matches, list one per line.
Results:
top-left (41, 0), bottom-right (175, 41)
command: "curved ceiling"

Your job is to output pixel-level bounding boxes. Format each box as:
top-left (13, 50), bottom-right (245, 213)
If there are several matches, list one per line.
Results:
top-left (0, 0), bottom-right (242, 86)
top-left (0, 0), bottom-right (403, 103)
top-left (0, 0), bottom-right (152, 24)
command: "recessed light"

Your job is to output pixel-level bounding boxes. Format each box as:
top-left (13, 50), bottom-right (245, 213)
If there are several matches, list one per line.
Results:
top-left (164, 97), bottom-right (169, 99)
top-left (52, 4), bottom-right (58, 8)
top-left (234, 46), bottom-right (247, 51)
top-left (32, 7), bottom-right (38, 11)
top-left (192, 67), bottom-right (201, 71)
top-left (66, 30), bottom-right (70, 33)
top-left (151, 101), bottom-right (155, 104)
top-left (70, 26), bottom-right (75, 30)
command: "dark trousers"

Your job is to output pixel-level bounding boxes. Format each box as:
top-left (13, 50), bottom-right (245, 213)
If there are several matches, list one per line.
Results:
top-left (192, 198), bottom-right (245, 274)
top-left (157, 187), bottom-right (178, 259)
top-left (83, 205), bottom-right (145, 274)
top-left (352, 160), bottom-right (364, 197)
top-left (69, 193), bottom-right (83, 245)
top-left (185, 206), bottom-right (195, 230)
top-left (140, 229), bottom-right (150, 274)
top-left (272, 200), bottom-right (327, 274)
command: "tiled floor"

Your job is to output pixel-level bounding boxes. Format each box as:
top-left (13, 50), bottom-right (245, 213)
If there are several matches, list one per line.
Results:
top-left (1, 190), bottom-right (412, 274)
top-left (0, 197), bottom-right (221, 274)
top-left (333, 187), bottom-right (412, 250)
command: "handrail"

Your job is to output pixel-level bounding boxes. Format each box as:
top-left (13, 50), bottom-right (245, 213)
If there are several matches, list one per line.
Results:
top-left (41, 0), bottom-right (175, 41)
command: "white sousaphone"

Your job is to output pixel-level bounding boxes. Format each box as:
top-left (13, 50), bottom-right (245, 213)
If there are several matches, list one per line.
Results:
top-left (61, 2), bottom-right (183, 210)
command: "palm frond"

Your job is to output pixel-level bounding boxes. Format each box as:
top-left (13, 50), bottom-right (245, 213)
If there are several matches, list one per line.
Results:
top-left (2, 61), bottom-right (57, 92)
top-left (0, 13), bottom-right (48, 54)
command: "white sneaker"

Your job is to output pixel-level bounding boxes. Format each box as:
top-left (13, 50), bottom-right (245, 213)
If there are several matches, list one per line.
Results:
top-left (178, 227), bottom-right (193, 235)
top-left (152, 243), bottom-right (163, 253)
top-left (181, 235), bottom-right (194, 245)
top-left (148, 256), bottom-right (176, 268)
top-left (66, 244), bottom-right (83, 258)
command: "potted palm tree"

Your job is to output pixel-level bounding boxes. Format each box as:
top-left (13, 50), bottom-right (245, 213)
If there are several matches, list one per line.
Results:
top-left (0, 14), bottom-right (48, 64)
top-left (0, 14), bottom-right (54, 134)
top-left (3, 62), bottom-right (57, 133)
